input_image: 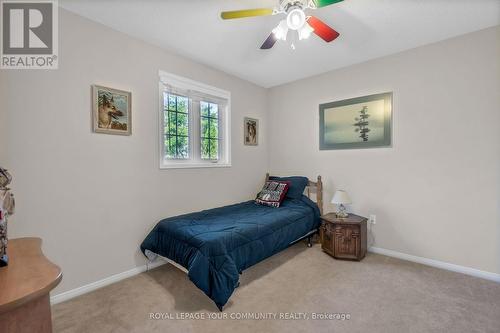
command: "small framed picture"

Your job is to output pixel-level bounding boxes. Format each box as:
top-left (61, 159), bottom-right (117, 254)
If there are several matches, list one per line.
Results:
top-left (92, 85), bottom-right (132, 135)
top-left (244, 117), bottom-right (258, 146)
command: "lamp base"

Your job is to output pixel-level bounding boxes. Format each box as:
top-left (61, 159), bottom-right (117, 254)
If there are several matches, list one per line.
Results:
top-left (335, 204), bottom-right (349, 218)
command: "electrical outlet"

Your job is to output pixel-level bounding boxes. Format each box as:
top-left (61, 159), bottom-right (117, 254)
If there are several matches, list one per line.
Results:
top-left (369, 214), bottom-right (376, 224)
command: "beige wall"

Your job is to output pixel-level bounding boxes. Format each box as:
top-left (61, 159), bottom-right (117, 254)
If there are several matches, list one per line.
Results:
top-left (268, 26), bottom-right (500, 274)
top-left (0, 9), bottom-right (269, 294)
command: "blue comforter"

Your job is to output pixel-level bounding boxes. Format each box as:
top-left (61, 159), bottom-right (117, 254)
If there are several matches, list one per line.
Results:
top-left (140, 195), bottom-right (320, 310)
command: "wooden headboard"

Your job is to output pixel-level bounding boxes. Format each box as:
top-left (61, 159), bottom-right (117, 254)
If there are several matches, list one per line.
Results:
top-left (265, 173), bottom-right (323, 215)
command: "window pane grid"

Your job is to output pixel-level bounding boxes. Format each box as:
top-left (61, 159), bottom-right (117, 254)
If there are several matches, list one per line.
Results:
top-left (164, 93), bottom-right (189, 159)
top-left (200, 102), bottom-right (219, 161)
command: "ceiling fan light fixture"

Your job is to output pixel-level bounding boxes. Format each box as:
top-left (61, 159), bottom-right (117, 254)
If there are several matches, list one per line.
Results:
top-left (221, 0), bottom-right (343, 49)
top-left (286, 8), bottom-right (306, 30)
top-left (298, 22), bottom-right (314, 40)
top-left (272, 20), bottom-right (289, 41)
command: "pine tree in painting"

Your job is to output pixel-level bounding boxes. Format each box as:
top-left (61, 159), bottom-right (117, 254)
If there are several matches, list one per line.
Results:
top-left (353, 106), bottom-right (371, 142)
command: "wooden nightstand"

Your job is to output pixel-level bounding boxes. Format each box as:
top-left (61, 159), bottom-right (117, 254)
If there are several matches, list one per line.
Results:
top-left (320, 213), bottom-right (367, 261)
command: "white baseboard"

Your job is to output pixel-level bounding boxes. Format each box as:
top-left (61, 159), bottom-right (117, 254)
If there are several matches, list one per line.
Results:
top-left (50, 260), bottom-right (165, 305)
top-left (51, 247), bottom-right (499, 305)
top-left (369, 246), bottom-right (500, 283)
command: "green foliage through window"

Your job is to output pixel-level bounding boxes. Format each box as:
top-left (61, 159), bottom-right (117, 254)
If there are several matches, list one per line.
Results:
top-left (200, 101), bottom-right (219, 160)
top-left (164, 93), bottom-right (189, 159)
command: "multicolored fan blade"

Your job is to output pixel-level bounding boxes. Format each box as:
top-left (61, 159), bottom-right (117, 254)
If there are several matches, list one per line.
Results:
top-left (260, 33), bottom-right (278, 49)
top-left (307, 16), bottom-right (340, 42)
top-left (313, 0), bottom-right (344, 8)
top-left (221, 8), bottom-right (274, 20)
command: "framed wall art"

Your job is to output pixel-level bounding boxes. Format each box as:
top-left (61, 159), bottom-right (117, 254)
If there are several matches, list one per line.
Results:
top-left (92, 85), bottom-right (132, 135)
top-left (244, 117), bottom-right (258, 146)
top-left (319, 92), bottom-right (392, 150)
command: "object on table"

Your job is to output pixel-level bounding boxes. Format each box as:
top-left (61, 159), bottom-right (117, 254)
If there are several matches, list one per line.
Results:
top-left (331, 190), bottom-right (351, 218)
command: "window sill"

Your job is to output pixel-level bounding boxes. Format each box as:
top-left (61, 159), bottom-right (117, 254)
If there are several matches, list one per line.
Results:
top-left (160, 163), bottom-right (231, 170)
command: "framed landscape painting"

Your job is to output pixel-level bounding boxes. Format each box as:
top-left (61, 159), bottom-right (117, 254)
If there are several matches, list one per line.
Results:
top-left (319, 92), bottom-right (392, 150)
top-left (92, 85), bottom-right (132, 135)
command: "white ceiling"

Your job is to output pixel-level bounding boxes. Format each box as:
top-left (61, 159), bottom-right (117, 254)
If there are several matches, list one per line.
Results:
top-left (60, 0), bottom-right (500, 88)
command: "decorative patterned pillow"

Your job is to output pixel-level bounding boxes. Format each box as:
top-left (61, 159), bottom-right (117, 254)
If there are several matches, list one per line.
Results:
top-left (255, 181), bottom-right (290, 208)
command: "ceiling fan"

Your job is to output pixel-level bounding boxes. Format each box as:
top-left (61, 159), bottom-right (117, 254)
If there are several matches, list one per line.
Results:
top-left (221, 0), bottom-right (343, 49)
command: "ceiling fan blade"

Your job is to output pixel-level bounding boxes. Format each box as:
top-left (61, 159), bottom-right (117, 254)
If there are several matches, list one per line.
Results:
top-left (312, 0), bottom-right (344, 8)
top-left (221, 8), bottom-right (274, 20)
top-left (260, 33), bottom-right (278, 49)
top-left (307, 16), bottom-right (340, 42)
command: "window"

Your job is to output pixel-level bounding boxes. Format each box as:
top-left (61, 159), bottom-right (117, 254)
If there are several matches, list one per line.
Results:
top-left (159, 71), bottom-right (231, 169)
top-left (164, 94), bottom-right (189, 159)
top-left (200, 101), bottom-right (219, 160)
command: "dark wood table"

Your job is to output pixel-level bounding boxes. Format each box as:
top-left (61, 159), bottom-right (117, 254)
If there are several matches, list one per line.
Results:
top-left (0, 238), bottom-right (62, 333)
top-left (320, 213), bottom-right (368, 261)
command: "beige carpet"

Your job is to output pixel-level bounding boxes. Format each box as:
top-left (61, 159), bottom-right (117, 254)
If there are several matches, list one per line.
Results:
top-left (52, 243), bottom-right (500, 333)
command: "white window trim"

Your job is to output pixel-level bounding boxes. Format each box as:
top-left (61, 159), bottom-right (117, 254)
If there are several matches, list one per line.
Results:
top-left (159, 70), bottom-right (231, 169)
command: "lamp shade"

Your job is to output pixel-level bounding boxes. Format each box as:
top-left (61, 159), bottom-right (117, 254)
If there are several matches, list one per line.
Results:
top-left (331, 190), bottom-right (352, 205)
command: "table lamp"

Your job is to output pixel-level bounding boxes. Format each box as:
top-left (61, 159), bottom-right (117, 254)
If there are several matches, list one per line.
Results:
top-left (331, 190), bottom-right (351, 218)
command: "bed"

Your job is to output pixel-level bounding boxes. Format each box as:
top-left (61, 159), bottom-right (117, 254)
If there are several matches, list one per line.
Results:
top-left (140, 174), bottom-right (323, 310)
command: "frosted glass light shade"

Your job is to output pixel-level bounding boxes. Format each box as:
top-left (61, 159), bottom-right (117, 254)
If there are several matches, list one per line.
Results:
top-left (272, 20), bottom-right (289, 41)
top-left (331, 190), bottom-right (352, 205)
top-left (298, 23), bottom-right (314, 40)
top-left (286, 8), bottom-right (306, 30)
